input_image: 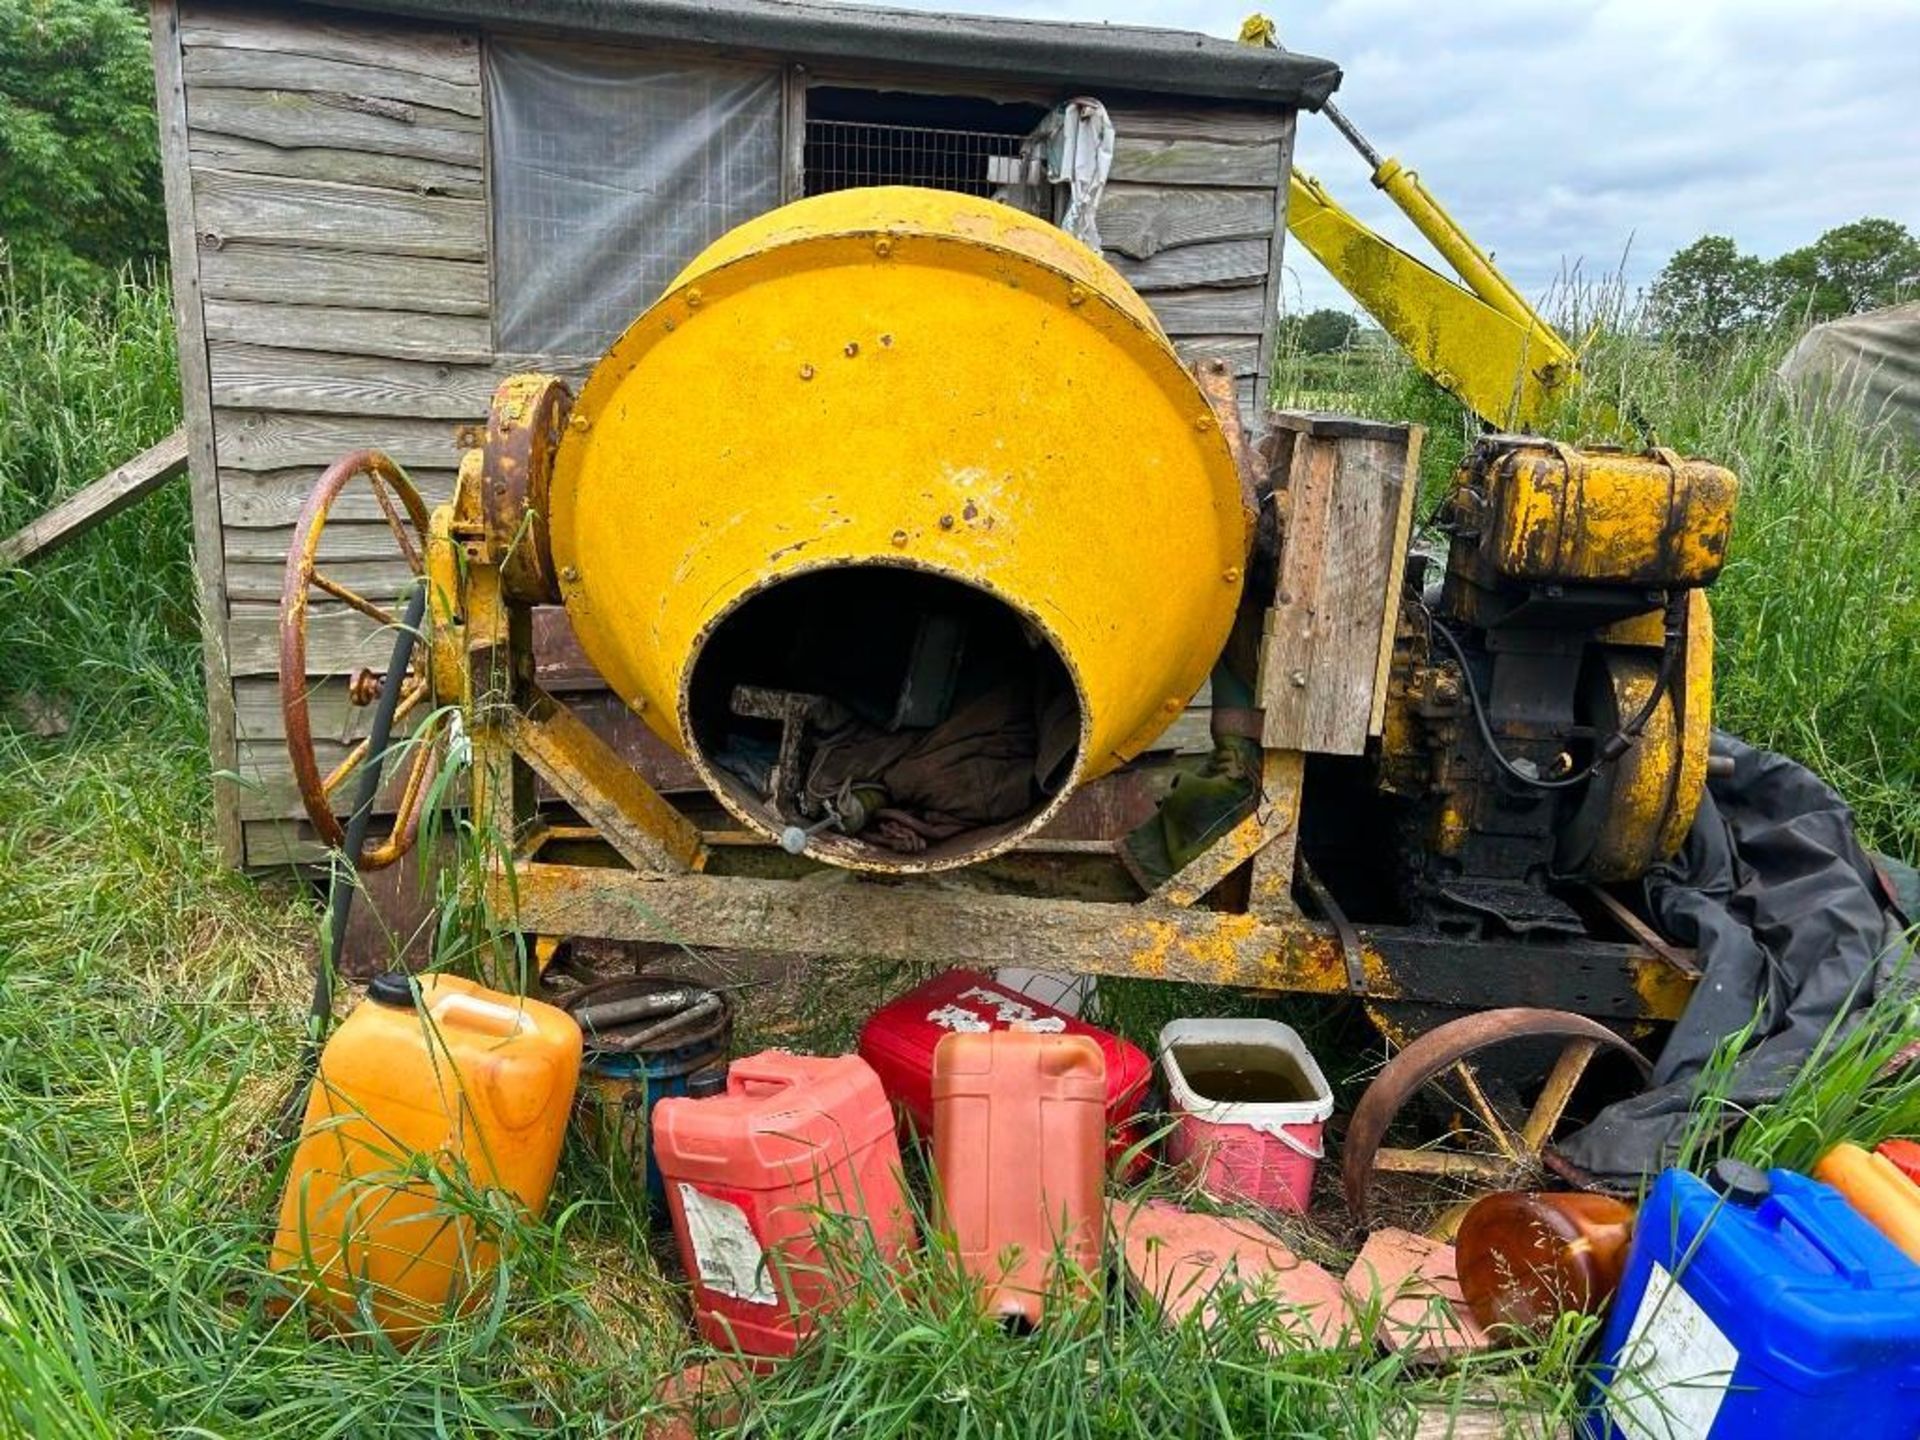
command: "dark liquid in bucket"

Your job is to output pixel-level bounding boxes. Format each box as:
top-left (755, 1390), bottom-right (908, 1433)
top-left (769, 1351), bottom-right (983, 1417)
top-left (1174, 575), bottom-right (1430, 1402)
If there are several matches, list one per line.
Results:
top-left (1174, 1042), bottom-right (1314, 1104)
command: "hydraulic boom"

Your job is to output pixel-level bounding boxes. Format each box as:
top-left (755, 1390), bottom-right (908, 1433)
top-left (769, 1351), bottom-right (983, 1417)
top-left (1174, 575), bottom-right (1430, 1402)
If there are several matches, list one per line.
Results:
top-left (1243, 16), bottom-right (1582, 431)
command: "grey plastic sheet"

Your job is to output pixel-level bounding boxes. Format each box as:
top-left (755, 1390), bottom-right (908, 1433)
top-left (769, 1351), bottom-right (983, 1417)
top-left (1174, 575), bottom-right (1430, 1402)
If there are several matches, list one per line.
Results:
top-left (1554, 732), bottom-right (1914, 1188)
top-left (488, 39), bottom-right (782, 358)
top-left (1777, 301), bottom-right (1920, 446)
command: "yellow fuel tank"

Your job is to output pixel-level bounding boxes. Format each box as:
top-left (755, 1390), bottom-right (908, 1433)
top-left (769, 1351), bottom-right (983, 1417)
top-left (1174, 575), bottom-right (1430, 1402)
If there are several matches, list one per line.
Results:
top-left (548, 188), bottom-right (1251, 872)
top-left (1467, 440), bottom-right (1738, 588)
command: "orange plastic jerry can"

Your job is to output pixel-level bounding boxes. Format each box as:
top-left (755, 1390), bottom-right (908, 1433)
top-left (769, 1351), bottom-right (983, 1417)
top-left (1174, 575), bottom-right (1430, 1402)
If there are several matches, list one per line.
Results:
top-left (932, 1030), bottom-right (1106, 1326)
top-left (1815, 1142), bottom-right (1920, 1263)
top-left (270, 973), bottom-right (582, 1341)
top-left (653, 1051), bottom-right (916, 1358)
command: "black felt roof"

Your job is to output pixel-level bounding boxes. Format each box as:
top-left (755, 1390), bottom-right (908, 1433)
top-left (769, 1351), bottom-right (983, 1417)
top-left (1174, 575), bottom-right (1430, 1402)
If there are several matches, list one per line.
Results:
top-left (321, 0), bottom-right (1341, 108)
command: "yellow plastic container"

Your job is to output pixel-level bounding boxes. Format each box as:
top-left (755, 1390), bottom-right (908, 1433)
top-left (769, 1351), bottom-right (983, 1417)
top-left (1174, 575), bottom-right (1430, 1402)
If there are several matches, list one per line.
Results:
top-left (269, 973), bottom-right (582, 1340)
top-left (1465, 439), bottom-right (1737, 588)
top-left (1815, 1142), bottom-right (1920, 1264)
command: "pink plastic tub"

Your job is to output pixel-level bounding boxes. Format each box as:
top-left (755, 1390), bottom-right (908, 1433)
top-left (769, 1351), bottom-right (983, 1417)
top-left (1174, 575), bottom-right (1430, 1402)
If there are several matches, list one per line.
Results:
top-left (1159, 1019), bottom-right (1333, 1211)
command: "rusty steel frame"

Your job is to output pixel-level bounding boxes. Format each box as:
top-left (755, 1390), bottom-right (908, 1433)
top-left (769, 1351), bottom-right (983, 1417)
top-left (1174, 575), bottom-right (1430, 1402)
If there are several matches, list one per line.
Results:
top-left (282, 404), bottom-right (1703, 1026)
top-left (457, 613), bottom-right (1697, 1019)
top-left (427, 375), bottom-right (1702, 1023)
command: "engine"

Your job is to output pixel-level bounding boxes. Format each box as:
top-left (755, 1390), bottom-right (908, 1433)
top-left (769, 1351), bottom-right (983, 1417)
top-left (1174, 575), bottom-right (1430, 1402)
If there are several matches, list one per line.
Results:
top-left (1375, 436), bottom-right (1737, 935)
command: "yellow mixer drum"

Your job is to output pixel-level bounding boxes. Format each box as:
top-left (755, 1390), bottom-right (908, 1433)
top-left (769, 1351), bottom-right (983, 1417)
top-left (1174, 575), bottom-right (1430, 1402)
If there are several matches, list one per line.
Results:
top-left (549, 187), bottom-right (1252, 872)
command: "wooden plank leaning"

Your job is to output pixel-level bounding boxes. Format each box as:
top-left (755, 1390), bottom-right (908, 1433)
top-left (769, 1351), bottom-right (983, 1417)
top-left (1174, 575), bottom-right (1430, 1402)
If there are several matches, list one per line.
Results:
top-left (0, 428), bottom-right (189, 568)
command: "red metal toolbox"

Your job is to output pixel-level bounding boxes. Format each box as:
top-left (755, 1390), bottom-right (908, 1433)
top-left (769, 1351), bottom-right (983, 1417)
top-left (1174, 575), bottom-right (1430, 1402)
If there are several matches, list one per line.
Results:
top-left (858, 969), bottom-right (1152, 1159)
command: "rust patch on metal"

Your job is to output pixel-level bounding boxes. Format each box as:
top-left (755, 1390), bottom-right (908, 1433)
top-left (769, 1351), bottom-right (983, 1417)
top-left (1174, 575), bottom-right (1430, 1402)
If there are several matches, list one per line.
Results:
top-left (483, 374), bottom-right (572, 604)
top-left (1341, 1007), bottom-right (1651, 1220)
top-left (1190, 356), bottom-right (1259, 525)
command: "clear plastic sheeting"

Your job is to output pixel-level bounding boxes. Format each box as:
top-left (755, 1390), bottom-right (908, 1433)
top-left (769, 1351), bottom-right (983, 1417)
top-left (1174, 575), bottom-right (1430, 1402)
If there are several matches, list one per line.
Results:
top-left (488, 40), bottom-right (782, 359)
top-left (1026, 98), bottom-right (1113, 249)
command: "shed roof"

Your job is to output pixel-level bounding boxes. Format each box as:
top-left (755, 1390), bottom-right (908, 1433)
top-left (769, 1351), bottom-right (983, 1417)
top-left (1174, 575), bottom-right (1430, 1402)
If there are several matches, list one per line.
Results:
top-left (315, 0), bottom-right (1342, 108)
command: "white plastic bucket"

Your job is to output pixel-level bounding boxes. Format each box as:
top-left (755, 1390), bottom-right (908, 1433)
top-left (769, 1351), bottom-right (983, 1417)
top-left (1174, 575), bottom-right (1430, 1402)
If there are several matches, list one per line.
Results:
top-left (1159, 1019), bottom-right (1334, 1211)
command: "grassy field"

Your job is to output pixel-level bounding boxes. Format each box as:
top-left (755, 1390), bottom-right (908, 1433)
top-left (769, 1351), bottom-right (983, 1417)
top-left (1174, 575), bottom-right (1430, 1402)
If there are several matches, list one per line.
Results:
top-left (1, 267), bottom-right (1916, 1436)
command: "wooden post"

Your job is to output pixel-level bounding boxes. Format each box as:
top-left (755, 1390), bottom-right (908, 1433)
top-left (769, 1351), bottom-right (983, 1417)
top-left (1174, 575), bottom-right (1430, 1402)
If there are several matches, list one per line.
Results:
top-left (1258, 412), bottom-right (1422, 756)
top-left (781, 64), bottom-right (807, 203)
top-left (151, 0), bottom-right (244, 865)
top-left (1253, 111), bottom-right (1297, 420)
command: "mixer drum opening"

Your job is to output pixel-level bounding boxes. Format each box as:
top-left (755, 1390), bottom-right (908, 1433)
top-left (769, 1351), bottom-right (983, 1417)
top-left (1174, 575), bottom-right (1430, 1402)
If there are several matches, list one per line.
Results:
top-left (685, 565), bottom-right (1083, 870)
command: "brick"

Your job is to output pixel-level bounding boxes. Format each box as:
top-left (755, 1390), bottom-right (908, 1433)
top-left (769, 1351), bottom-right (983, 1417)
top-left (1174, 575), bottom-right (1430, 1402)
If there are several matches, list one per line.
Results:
top-left (1110, 1198), bottom-right (1355, 1348)
top-left (1343, 1228), bottom-right (1491, 1360)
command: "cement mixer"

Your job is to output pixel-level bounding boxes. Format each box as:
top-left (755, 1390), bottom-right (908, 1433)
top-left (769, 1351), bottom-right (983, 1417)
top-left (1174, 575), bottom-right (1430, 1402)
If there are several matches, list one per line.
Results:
top-left (549, 189), bottom-right (1252, 872)
top-left (278, 186), bottom-right (1739, 1216)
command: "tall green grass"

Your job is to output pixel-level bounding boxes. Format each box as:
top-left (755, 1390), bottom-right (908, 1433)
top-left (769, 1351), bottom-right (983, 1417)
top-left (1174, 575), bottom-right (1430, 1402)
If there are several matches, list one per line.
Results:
top-left (3, 267), bottom-right (1917, 1434)
top-left (0, 734), bottom-right (1573, 1437)
top-left (0, 264), bottom-right (191, 730)
top-left (1675, 950), bottom-right (1920, 1176)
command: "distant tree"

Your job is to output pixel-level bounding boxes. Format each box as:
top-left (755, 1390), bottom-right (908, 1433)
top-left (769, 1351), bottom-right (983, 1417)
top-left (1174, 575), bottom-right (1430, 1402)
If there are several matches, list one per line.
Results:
top-left (1767, 218), bottom-right (1920, 322)
top-left (1284, 307), bottom-right (1361, 355)
top-left (0, 0), bottom-right (166, 289)
top-left (1651, 221), bottom-right (1920, 346)
top-left (1647, 236), bottom-right (1770, 346)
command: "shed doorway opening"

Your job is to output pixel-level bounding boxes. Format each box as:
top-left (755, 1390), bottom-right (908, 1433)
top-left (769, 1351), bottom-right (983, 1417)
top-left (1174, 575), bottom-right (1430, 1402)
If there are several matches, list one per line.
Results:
top-left (803, 86), bottom-right (1048, 198)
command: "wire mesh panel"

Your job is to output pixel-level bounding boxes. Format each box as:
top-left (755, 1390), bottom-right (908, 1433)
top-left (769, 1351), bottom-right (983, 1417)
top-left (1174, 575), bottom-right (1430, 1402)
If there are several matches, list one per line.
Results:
top-left (805, 118), bottom-right (1029, 197)
top-left (489, 40), bottom-right (782, 358)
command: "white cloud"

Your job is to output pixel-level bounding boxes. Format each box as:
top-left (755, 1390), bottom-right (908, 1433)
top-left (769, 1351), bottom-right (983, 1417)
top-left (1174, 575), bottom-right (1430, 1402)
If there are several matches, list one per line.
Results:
top-left (841, 0), bottom-right (1920, 313)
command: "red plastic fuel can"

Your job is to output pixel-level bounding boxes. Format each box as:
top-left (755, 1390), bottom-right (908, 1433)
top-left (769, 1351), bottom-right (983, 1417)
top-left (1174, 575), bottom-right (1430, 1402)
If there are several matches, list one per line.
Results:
top-left (859, 969), bottom-right (1150, 1164)
top-left (652, 1051), bottom-right (915, 1357)
top-left (933, 1030), bottom-right (1107, 1326)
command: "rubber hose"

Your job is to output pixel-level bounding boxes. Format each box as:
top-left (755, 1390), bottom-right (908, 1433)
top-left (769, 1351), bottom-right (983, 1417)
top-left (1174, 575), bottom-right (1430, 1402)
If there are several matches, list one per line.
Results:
top-left (269, 583), bottom-right (428, 1151)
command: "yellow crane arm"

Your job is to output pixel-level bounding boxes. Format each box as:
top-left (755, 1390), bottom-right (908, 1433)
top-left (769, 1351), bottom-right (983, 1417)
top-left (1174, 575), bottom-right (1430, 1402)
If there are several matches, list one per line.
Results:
top-left (1286, 166), bottom-right (1578, 431)
top-left (1241, 13), bottom-right (1582, 431)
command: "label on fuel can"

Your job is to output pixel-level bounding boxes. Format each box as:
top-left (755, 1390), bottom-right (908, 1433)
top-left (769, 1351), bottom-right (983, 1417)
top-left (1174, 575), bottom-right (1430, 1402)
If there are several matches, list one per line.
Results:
top-left (1609, 1262), bottom-right (1739, 1440)
top-left (678, 1183), bottom-right (776, 1305)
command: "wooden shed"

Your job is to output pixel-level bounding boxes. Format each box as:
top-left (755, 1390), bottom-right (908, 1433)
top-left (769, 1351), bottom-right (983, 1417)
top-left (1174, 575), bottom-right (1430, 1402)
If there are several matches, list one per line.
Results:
top-left (147, 0), bottom-right (1340, 868)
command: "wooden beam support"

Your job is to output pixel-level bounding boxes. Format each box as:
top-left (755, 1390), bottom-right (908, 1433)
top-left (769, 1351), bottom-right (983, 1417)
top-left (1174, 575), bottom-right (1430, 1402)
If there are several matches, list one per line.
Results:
top-left (496, 859), bottom-right (1696, 1020)
top-left (0, 429), bottom-right (188, 568)
top-left (1260, 412), bottom-right (1422, 756)
top-left (497, 863), bottom-right (1362, 993)
top-left (1254, 114), bottom-right (1297, 413)
top-left (152, 0), bottom-right (243, 865)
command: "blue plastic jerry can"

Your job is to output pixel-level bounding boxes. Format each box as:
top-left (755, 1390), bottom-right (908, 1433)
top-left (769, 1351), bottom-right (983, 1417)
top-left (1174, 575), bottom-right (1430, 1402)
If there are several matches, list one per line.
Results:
top-left (1589, 1159), bottom-right (1920, 1440)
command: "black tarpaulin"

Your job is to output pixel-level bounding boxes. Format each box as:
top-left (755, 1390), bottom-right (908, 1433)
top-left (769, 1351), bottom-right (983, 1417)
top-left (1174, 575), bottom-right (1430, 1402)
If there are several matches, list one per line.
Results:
top-left (1554, 732), bottom-right (1915, 1189)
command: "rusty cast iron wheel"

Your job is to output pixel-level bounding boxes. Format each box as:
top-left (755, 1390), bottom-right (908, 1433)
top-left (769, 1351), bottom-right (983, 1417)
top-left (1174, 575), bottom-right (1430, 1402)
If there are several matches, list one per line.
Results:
top-left (1342, 1007), bottom-right (1651, 1226)
top-left (278, 450), bottom-right (444, 871)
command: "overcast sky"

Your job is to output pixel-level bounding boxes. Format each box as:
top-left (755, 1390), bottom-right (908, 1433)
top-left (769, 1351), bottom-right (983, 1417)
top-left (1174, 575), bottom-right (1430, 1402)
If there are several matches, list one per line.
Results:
top-left (846, 0), bottom-right (1920, 313)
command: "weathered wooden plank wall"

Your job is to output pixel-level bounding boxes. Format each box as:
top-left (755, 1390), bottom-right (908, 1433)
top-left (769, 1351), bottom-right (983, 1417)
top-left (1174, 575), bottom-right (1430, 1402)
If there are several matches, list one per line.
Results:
top-left (1099, 103), bottom-right (1293, 419)
top-left (175, 1), bottom-right (1291, 865)
top-left (176, 0), bottom-right (487, 865)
